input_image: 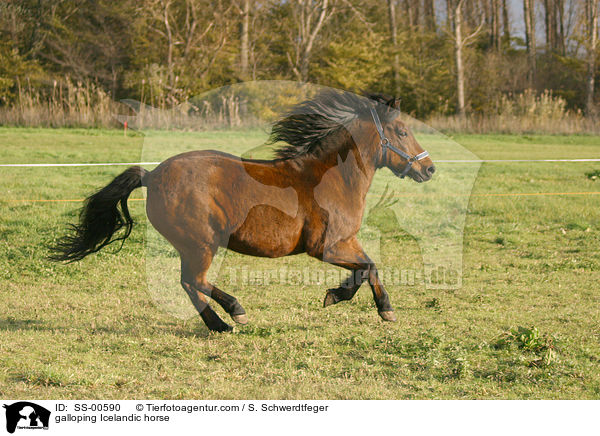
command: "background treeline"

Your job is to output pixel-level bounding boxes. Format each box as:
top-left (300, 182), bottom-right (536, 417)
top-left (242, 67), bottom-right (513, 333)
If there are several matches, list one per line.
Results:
top-left (0, 0), bottom-right (598, 132)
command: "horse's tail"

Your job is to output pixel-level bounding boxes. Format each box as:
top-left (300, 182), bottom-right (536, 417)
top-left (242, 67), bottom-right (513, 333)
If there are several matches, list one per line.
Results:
top-left (49, 166), bottom-right (148, 262)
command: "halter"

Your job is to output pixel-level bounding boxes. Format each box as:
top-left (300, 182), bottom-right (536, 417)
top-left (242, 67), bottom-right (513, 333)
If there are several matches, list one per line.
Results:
top-left (369, 107), bottom-right (429, 178)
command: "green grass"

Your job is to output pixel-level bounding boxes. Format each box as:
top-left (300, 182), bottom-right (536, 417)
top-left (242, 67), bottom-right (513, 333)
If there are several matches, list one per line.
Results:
top-left (1, 126), bottom-right (599, 399)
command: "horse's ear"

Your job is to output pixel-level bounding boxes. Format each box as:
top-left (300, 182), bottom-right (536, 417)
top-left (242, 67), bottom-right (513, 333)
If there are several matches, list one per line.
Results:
top-left (383, 97), bottom-right (401, 122)
top-left (388, 98), bottom-right (401, 111)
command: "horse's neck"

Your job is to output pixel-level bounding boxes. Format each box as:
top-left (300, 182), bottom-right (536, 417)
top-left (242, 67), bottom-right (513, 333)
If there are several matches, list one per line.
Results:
top-left (311, 141), bottom-right (378, 197)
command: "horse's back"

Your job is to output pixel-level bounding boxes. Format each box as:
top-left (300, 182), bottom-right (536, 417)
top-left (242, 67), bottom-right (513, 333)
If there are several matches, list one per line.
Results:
top-left (144, 150), bottom-right (304, 256)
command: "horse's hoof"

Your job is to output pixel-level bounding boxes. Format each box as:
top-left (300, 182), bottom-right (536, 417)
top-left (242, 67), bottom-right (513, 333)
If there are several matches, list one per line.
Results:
top-left (211, 322), bottom-right (233, 333)
top-left (378, 311), bottom-right (397, 322)
top-left (323, 291), bottom-right (337, 308)
top-left (232, 314), bottom-right (248, 325)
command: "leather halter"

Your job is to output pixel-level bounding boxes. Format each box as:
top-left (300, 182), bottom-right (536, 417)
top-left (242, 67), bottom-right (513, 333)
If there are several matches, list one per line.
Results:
top-left (369, 107), bottom-right (429, 178)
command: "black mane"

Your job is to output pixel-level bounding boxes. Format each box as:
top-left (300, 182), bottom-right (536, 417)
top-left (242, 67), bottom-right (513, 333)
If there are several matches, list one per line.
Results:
top-left (269, 90), bottom-right (399, 160)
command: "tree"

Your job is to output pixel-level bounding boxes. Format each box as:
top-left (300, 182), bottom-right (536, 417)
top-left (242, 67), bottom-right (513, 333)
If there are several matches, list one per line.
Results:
top-left (0, 0), bottom-right (597, 119)
top-left (585, 0), bottom-right (599, 114)
top-left (542, 0), bottom-right (567, 54)
top-left (523, 0), bottom-right (537, 84)
top-left (36, 1), bottom-right (136, 97)
top-left (424, 0), bottom-right (436, 31)
top-left (285, 0), bottom-right (335, 81)
top-left (141, 0), bottom-right (234, 104)
top-left (488, 0), bottom-right (501, 51)
top-left (387, 0), bottom-right (401, 95)
top-left (238, 0), bottom-right (250, 79)
top-left (502, 0), bottom-right (511, 46)
top-left (448, 0), bottom-right (484, 116)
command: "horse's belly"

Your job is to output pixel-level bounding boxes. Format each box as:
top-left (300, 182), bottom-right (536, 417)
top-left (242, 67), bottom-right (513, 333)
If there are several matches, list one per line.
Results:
top-left (226, 205), bottom-right (303, 257)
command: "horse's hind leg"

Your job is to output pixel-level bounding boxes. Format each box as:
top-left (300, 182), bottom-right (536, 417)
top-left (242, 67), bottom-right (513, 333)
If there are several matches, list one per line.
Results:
top-left (208, 285), bottom-right (248, 325)
top-left (181, 251), bottom-right (247, 332)
top-left (181, 278), bottom-right (232, 332)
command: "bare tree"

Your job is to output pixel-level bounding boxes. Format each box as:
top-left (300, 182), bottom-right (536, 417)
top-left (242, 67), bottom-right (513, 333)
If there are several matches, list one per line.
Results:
top-left (146, 0), bottom-right (233, 103)
top-left (543, 0), bottom-right (556, 50)
top-left (502, 0), bottom-right (510, 46)
top-left (556, 0), bottom-right (566, 54)
top-left (402, 0), bottom-right (420, 27)
top-left (286, 0), bottom-right (334, 81)
top-left (388, 0), bottom-right (401, 95)
top-left (543, 0), bottom-right (566, 53)
top-left (238, 0), bottom-right (250, 78)
top-left (585, 0), bottom-right (599, 114)
top-left (448, 0), bottom-right (484, 116)
top-left (523, 0), bottom-right (537, 84)
top-left (489, 0), bottom-right (501, 50)
top-left (424, 0), bottom-right (436, 31)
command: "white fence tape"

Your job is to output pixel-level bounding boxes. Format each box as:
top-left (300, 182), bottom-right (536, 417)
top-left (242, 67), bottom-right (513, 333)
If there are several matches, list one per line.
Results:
top-left (1, 159), bottom-right (600, 167)
top-left (436, 158), bottom-right (600, 163)
top-left (0, 162), bottom-right (161, 167)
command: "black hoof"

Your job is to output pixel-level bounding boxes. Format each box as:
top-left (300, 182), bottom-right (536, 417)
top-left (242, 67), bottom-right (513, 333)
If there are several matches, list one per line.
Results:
top-left (323, 290), bottom-right (340, 307)
top-left (210, 322), bottom-right (233, 333)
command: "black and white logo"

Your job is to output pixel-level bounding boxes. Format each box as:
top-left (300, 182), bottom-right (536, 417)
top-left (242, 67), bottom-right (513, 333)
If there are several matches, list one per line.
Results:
top-left (2, 402), bottom-right (50, 433)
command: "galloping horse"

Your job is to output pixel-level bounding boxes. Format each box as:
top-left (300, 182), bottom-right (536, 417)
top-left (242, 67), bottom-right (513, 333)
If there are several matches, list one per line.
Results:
top-left (50, 91), bottom-right (435, 332)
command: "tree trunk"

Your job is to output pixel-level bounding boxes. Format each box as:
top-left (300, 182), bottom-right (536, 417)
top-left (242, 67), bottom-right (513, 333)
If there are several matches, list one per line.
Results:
top-left (490, 0), bottom-right (501, 51)
top-left (240, 0), bottom-right (250, 78)
top-left (556, 0), bottom-right (565, 54)
top-left (454, 2), bottom-right (466, 116)
top-left (424, 0), bottom-right (436, 31)
top-left (586, 0), bottom-right (598, 114)
top-left (502, 0), bottom-right (510, 46)
top-left (543, 0), bottom-right (550, 50)
top-left (544, 0), bottom-right (557, 51)
top-left (298, 0), bottom-right (329, 82)
top-left (403, 0), bottom-right (413, 27)
top-left (523, 0), bottom-right (537, 84)
top-left (163, 0), bottom-right (175, 100)
top-left (404, 0), bottom-right (419, 27)
top-left (388, 0), bottom-right (401, 95)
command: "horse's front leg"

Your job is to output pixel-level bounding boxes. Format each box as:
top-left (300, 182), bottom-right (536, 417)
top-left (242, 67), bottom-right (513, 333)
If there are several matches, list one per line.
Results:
top-left (318, 238), bottom-right (396, 322)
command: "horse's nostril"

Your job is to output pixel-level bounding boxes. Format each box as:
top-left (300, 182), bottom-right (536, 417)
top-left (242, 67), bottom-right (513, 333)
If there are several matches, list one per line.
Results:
top-left (426, 165), bottom-right (436, 175)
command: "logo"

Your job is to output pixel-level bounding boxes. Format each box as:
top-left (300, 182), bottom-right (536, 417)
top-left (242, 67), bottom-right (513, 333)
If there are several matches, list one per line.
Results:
top-left (2, 402), bottom-right (50, 433)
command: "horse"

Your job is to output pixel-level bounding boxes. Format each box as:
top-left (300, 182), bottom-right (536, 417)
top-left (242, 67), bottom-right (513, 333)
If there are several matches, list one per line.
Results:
top-left (50, 90), bottom-right (435, 332)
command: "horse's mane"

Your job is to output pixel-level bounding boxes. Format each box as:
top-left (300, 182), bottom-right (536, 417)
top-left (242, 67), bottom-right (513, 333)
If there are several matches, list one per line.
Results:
top-left (269, 90), bottom-right (399, 160)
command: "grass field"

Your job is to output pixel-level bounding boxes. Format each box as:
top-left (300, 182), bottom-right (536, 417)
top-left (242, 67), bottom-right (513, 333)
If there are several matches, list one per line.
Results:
top-left (1, 127), bottom-right (599, 399)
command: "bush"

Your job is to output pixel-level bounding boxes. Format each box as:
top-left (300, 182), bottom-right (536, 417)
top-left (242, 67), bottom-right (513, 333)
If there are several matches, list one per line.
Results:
top-left (428, 89), bottom-right (597, 134)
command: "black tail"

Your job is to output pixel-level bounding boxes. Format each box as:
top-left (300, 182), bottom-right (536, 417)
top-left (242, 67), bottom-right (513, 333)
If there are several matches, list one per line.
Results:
top-left (49, 166), bottom-right (148, 262)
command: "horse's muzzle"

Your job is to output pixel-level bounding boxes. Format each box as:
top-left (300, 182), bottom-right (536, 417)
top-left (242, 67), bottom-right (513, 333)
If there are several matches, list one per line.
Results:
top-left (409, 164), bottom-right (435, 183)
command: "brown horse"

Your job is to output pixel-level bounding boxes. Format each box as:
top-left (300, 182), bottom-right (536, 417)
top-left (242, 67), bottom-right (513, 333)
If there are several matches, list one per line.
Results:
top-left (50, 91), bottom-right (435, 332)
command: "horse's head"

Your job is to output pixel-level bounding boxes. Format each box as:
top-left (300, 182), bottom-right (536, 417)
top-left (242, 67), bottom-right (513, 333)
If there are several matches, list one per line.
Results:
top-left (369, 97), bottom-right (435, 183)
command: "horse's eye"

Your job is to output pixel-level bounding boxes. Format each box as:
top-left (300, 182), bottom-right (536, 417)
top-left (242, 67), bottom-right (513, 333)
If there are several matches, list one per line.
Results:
top-left (398, 129), bottom-right (408, 138)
